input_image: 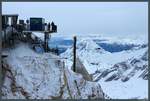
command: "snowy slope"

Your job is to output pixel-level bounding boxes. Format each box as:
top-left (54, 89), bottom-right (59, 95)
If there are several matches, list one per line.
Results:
top-left (61, 38), bottom-right (147, 74)
top-left (61, 38), bottom-right (110, 73)
top-left (61, 37), bottom-right (148, 99)
top-left (99, 78), bottom-right (148, 99)
top-left (93, 49), bottom-right (148, 82)
top-left (92, 49), bottom-right (148, 99)
top-left (2, 43), bottom-right (105, 99)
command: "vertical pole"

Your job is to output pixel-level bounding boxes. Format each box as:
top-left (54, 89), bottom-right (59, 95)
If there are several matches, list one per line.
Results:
top-left (12, 25), bottom-right (14, 45)
top-left (47, 33), bottom-right (49, 52)
top-left (4, 16), bottom-right (7, 45)
top-left (73, 36), bottom-right (77, 72)
top-left (4, 29), bottom-right (6, 46)
top-left (44, 32), bottom-right (47, 52)
top-left (44, 32), bottom-right (50, 52)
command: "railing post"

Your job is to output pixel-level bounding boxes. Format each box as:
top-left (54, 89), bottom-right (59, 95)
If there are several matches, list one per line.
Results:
top-left (73, 36), bottom-right (77, 72)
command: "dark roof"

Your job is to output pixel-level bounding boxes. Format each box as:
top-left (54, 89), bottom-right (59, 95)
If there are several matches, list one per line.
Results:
top-left (2, 14), bottom-right (18, 17)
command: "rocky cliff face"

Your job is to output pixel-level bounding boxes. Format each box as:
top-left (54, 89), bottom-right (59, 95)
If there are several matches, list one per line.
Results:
top-left (93, 50), bottom-right (148, 82)
top-left (1, 44), bottom-right (105, 99)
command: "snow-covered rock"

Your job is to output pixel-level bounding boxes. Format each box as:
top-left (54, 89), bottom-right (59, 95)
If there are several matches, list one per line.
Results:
top-left (2, 43), bottom-right (105, 99)
top-left (93, 50), bottom-right (148, 82)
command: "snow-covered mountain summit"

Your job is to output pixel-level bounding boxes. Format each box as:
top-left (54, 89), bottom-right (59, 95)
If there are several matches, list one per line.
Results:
top-left (77, 39), bottom-right (105, 52)
top-left (61, 38), bottom-right (110, 73)
top-left (61, 37), bottom-right (148, 99)
top-left (61, 38), bottom-right (107, 58)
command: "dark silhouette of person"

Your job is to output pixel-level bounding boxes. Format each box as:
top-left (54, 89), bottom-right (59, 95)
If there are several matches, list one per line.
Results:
top-left (51, 21), bottom-right (57, 32)
top-left (48, 22), bottom-right (51, 31)
top-left (51, 21), bottom-right (54, 26)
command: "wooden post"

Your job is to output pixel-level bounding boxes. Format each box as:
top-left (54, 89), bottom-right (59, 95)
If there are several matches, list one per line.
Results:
top-left (73, 36), bottom-right (77, 72)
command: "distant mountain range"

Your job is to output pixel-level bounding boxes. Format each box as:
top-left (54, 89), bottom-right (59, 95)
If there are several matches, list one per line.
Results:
top-left (61, 37), bottom-right (148, 99)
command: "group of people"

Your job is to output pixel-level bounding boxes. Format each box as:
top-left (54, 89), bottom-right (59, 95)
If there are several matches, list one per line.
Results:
top-left (18, 20), bottom-right (57, 33)
top-left (46, 21), bottom-right (57, 32)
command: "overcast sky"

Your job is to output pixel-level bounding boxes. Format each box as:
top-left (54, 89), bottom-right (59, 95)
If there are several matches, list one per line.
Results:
top-left (2, 2), bottom-right (148, 37)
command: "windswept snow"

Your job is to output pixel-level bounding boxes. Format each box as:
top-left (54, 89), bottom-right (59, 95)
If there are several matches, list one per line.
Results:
top-left (2, 43), bottom-right (105, 99)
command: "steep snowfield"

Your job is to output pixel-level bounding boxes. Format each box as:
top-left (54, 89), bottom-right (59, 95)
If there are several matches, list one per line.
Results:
top-left (61, 38), bottom-right (148, 99)
top-left (2, 43), bottom-right (105, 99)
top-left (99, 78), bottom-right (148, 99)
top-left (61, 38), bottom-right (110, 73)
top-left (61, 38), bottom-right (147, 74)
